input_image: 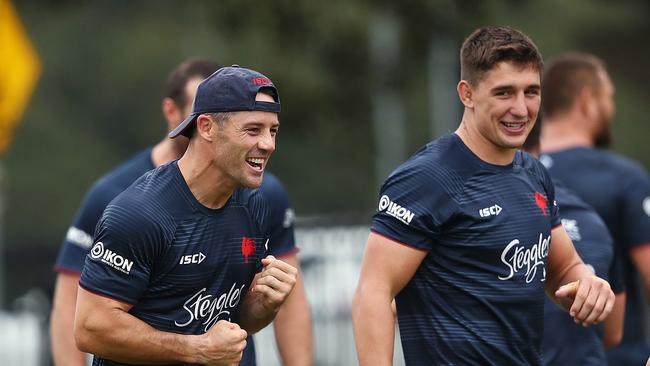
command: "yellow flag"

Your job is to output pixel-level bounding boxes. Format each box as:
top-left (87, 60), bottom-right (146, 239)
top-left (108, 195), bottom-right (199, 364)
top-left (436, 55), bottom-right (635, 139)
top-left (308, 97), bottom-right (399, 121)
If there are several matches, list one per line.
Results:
top-left (0, 0), bottom-right (41, 154)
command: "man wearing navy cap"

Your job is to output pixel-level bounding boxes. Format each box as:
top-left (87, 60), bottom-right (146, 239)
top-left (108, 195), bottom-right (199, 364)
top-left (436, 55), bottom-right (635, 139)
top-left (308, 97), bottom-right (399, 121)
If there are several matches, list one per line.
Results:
top-left (73, 65), bottom-right (298, 365)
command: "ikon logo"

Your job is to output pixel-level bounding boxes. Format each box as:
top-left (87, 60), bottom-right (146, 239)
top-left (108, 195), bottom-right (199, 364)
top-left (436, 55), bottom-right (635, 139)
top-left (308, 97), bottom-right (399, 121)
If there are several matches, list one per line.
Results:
top-left (180, 252), bottom-right (206, 265)
top-left (479, 204), bottom-right (502, 218)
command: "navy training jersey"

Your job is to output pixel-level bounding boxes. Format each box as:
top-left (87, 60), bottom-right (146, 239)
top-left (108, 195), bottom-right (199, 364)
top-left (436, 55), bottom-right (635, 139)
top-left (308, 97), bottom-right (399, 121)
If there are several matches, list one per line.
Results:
top-left (54, 147), bottom-right (296, 366)
top-left (79, 161), bottom-right (270, 366)
top-left (54, 148), bottom-right (155, 273)
top-left (371, 133), bottom-right (561, 366)
top-left (54, 148), bottom-right (296, 274)
top-left (542, 180), bottom-right (624, 366)
top-left (542, 147), bottom-right (650, 365)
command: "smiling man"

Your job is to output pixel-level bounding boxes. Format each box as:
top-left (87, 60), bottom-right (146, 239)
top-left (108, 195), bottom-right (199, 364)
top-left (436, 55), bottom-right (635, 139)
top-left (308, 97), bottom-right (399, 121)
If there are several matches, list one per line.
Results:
top-left (73, 65), bottom-right (297, 366)
top-left (352, 26), bottom-right (615, 365)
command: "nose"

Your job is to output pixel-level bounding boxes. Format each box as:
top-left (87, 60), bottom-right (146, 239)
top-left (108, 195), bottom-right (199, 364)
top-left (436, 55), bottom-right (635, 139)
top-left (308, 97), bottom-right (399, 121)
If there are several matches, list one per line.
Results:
top-left (258, 129), bottom-right (276, 153)
top-left (510, 92), bottom-right (528, 118)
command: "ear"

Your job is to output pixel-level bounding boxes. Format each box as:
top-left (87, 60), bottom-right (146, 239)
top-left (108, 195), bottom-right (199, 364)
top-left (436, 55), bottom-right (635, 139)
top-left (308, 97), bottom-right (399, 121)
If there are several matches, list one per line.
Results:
top-left (162, 97), bottom-right (181, 132)
top-left (577, 87), bottom-right (597, 119)
top-left (196, 114), bottom-right (214, 142)
top-left (457, 80), bottom-right (474, 108)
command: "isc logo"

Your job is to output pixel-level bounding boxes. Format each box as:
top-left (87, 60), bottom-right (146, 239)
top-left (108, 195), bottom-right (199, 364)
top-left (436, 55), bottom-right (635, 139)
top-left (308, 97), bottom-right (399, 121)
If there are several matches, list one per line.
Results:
top-left (479, 204), bottom-right (502, 218)
top-left (179, 252), bottom-right (206, 265)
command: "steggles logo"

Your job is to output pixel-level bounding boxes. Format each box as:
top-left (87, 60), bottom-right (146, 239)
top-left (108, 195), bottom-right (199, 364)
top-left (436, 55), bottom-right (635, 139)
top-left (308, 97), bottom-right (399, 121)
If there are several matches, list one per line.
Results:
top-left (175, 283), bottom-right (246, 332)
top-left (498, 233), bottom-right (550, 283)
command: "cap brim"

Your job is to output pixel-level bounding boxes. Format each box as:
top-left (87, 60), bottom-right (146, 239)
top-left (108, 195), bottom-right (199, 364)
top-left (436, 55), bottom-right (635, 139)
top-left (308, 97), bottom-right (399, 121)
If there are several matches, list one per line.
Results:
top-left (168, 113), bottom-right (198, 138)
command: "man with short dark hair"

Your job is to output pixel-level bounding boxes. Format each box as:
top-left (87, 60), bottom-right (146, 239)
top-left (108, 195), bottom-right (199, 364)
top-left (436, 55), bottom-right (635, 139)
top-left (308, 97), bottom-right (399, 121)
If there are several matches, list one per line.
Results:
top-left (51, 59), bottom-right (313, 366)
top-left (50, 58), bottom-right (218, 366)
top-left (540, 52), bottom-right (650, 365)
top-left (71, 65), bottom-right (298, 365)
top-left (352, 26), bottom-right (615, 365)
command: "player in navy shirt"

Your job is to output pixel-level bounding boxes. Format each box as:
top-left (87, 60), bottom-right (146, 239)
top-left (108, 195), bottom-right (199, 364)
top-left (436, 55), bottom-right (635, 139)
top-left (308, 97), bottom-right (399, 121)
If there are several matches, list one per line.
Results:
top-left (353, 26), bottom-right (615, 366)
top-left (51, 60), bottom-right (313, 366)
top-left (523, 119), bottom-right (625, 365)
top-left (540, 53), bottom-right (650, 365)
top-left (74, 66), bottom-right (298, 365)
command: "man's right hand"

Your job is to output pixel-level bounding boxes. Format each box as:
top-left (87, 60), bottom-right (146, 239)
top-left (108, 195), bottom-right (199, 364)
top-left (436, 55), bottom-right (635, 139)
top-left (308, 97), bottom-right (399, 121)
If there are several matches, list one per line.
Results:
top-left (197, 320), bottom-right (248, 365)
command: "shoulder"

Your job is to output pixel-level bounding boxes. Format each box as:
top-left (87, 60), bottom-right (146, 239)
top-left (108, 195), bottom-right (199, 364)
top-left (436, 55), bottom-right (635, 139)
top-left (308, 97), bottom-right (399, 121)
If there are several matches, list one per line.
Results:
top-left (84, 148), bottom-right (155, 205)
top-left (103, 163), bottom-right (180, 237)
top-left (258, 172), bottom-right (289, 201)
top-left (386, 134), bottom-right (474, 193)
top-left (602, 150), bottom-right (650, 180)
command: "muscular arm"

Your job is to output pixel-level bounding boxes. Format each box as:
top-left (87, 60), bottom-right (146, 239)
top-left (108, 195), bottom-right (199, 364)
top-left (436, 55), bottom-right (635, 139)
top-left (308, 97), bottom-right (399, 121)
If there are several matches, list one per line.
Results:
top-left (50, 272), bottom-right (86, 366)
top-left (239, 256), bottom-right (297, 334)
top-left (352, 232), bottom-right (427, 366)
top-left (74, 287), bottom-right (246, 364)
top-left (546, 225), bottom-right (615, 325)
top-left (272, 254), bottom-right (313, 366)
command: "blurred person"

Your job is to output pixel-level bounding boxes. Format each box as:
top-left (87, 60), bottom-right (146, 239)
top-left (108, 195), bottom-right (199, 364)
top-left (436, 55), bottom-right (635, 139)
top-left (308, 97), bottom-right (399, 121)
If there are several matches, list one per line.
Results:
top-left (540, 52), bottom-right (650, 365)
top-left (523, 118), bottom-right (626, 365)
top-left (352, 26), bottom-right (615, 365)
top-left (50, 61), bottom-right (313, 365)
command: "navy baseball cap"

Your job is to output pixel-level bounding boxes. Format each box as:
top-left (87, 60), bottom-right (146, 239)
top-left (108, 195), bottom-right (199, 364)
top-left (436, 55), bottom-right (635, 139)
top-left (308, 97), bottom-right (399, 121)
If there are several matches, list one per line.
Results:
top-left (169, 65), bottom-right (281, 138)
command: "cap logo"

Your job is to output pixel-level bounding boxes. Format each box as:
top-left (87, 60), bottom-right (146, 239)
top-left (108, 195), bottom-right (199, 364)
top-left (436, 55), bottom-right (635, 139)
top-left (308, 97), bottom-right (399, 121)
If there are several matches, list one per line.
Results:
top-left (252, 77), bottom-right (272, 85)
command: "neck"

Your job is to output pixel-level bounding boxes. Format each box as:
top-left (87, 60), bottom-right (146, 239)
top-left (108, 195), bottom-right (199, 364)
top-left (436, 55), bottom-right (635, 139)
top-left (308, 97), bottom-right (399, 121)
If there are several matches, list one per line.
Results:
top-left (151, 138), bottom-right (186, 167)
top-left (540, 113), bottom-right (594, 153)
top-left (177, 142), bottom-right (234, 209)
top-left (455, 113), bottom-right (517, 166)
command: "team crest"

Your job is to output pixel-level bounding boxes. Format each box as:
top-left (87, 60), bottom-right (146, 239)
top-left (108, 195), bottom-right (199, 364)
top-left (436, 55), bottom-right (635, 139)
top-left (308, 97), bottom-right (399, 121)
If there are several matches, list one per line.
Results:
top-left (241, 237), bottom-right (255, 263)
top-left (534, 192), bottom-right (549, 216)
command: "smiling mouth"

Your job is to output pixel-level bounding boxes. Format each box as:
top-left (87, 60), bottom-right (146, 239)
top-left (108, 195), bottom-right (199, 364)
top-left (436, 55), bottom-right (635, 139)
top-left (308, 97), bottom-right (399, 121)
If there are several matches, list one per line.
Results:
top-left (500, 121), bottom-right (527, 131)
top-left (246, 157), bottom-right (265, 171)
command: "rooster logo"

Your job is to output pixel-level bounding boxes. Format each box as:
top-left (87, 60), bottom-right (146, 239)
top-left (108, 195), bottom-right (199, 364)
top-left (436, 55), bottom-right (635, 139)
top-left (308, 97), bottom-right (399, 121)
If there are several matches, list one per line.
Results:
top-left (534, 192), bottom-right (549, 216)
top-left (241, 237), bottom-right (256, 263)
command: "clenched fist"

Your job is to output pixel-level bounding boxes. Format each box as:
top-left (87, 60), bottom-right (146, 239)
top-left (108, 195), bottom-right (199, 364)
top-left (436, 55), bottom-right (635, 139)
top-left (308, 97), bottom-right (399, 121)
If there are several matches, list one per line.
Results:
top-left (252, 255), bottom-right (298, 311)
top-left (196, 319), bottom-right (247, 365)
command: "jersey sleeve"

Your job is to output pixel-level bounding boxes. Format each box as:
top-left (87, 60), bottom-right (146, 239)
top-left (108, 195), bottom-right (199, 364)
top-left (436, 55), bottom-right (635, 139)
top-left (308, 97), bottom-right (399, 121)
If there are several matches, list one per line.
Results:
top-left (619, 164), bottom-right (650, 249)
top-left (54, 180), bottom-right (120, 274)
top-left (371, 164), bottom-right (456, 250)
top-left (79, 199), bottom-right (171, 305)
top-left (258, 176), bottom-right (297, 257)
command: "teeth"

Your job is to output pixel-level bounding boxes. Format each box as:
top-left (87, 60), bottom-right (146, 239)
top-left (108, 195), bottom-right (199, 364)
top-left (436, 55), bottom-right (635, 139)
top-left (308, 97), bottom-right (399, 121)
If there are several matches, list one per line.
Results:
top-left (247, 158), bottom-right (265, 165)
top-left (503, 122), bottom-right (524, 128)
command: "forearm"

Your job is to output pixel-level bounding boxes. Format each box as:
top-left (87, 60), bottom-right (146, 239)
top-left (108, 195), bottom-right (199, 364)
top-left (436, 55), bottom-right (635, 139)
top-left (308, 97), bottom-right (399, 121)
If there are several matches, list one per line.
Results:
top-left (352, 286), bottom-right (395, 366)
top-left (75, 293), bottom-right (202, 364)
top-left (51, 273), bottom-right (86, 366)
top-left (238, 290), bottom-right (279, 334)
top-left (51, 298), bottom-right (86, 366)
top-left (273, 271), bottom-right (313, 366)
top-left (546, 261), bottom-right (594, 311)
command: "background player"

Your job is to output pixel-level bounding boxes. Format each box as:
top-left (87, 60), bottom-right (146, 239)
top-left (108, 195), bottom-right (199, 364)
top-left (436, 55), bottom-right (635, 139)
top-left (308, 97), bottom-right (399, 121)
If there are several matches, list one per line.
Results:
top-left (523, 118), bottom-right (626, 365)
top-left (352, 26), bottom-right (615, 365)
top-left (74, 65), bottom-right (296, 365)
top-left (540, 52), bottom-right (650, 365)
top-left (50, 59), bottom-right (313, 365)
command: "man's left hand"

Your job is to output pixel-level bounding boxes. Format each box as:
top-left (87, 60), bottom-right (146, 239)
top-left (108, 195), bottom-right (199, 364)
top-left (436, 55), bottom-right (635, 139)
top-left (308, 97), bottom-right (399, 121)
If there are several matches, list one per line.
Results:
top-left (555, 276), bottom-right (615, 327)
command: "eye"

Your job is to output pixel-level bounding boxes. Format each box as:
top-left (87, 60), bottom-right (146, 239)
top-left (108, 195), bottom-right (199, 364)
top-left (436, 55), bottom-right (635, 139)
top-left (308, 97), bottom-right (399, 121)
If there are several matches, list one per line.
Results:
top-left (494, 90), bottom-right (511, 97)
top-left (246, 127), bottom-right (261, 135)
top-left (525, 88), bottom-right (540, 97)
